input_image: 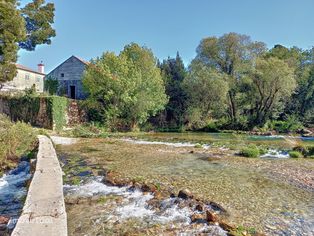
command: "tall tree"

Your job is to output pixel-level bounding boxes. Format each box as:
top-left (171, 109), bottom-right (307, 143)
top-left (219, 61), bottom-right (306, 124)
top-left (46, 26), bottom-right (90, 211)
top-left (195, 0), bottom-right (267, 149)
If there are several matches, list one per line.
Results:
top-left (0, 0), bottom-right (26, 86)
top-left (194, 33), bottom-right (266, 123)
top-left (83, 43), bottom-right (168, 130)
top-left (183, 60), bottom-right (229, 129)
top-left (248, 57), bottom-right (296, 126)
top-left (0, 0), bottom-right (55, 85)
top-left (156, 52), bottom-right (187, 128)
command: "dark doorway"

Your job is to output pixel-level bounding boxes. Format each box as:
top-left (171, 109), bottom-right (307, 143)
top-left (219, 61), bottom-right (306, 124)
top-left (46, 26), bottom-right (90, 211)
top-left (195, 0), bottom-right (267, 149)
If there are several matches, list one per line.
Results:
top-left (70, 85), bottom-right (76, 99)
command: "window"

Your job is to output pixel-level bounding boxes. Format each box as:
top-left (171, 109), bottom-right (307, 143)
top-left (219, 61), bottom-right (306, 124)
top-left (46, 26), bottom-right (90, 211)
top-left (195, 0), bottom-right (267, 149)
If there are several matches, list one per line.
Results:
top-left (61, 73), bottom-right (64, 78)
top-left (25, 74), bottom-right (30, 80)
top-left (36, 77), bottom-right (41, 82)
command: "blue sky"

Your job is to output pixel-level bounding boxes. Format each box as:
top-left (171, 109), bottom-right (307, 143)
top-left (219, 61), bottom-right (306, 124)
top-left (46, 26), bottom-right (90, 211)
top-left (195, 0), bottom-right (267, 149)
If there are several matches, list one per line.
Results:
top-left (18, 0), bottom-right (314, 73)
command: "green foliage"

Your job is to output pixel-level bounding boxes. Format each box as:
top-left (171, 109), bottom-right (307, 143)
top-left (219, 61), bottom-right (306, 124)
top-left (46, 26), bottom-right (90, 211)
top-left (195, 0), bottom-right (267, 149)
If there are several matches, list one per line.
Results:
top-left (0, 94), bottom-right (69, 131)
top-left (0, 0), bottom-right (56, 84)
top-left (0, 0), bottom-right (26, 85)
top-left (195, 33), bottom-right (266, 122)
top-left (292, 145), bottom-right (308, 156)
top-left (83, 43), bottom-right (168, 131)
top-left (264, 116), bottom-right (303, 133)
top-left (47, 96), bottom-right (68, 131)
top-left (6, 93), bottom-right (42, 126)
top-left (0, 114), bottom-right (37, 174)
top-left (152, 52), bottom-right (187, 129)
top-left (44, 76), bottom-right (59, 95)
top-left (183, 60), bottom-right (229, 129)
top-left (247, 57), bottom-right (296, 126)
top-left (240, 145), bottom-right (260, 158)
top-left (289, 151), bottom-right (303, 158)
top-left (19, 0), bottom-right (56, 51)
top-left (306, 146), bottom-right (314, 157)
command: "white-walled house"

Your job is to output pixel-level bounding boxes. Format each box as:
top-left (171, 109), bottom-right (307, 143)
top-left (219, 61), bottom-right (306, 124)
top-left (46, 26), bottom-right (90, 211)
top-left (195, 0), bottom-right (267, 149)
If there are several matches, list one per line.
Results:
top-left (1, 63), bottom-right (45, 92)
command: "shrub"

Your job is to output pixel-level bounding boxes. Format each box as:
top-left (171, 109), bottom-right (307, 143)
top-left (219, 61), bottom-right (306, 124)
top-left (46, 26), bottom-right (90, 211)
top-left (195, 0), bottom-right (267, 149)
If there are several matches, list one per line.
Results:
top-left (289, 151), bottom-right (303, 158)
top-left (292, 145), bottom-right (308, 156)
top-left (0, 115), bottom-right (37, 174)
top-left (240, 146), bottom-right (260, 158)
top-left (308, 146), bottom-right (314, 156)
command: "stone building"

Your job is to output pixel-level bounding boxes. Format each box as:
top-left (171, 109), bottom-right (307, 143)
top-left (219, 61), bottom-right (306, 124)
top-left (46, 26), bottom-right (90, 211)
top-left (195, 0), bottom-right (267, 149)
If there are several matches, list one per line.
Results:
top-left (46, 55), bottom-right (89, 100)
top-left (1, 63), bottom-right (45, 92)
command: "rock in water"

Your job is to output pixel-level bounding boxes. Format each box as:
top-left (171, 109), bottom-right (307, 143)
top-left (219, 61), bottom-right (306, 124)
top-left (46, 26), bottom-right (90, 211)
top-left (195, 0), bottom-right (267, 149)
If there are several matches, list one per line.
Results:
top-left (0, 216), bottom-right (9, 225)
top-left (178, 189), bottom-right (193, 199)
top-left (206, 211), bottom-right (219, 222)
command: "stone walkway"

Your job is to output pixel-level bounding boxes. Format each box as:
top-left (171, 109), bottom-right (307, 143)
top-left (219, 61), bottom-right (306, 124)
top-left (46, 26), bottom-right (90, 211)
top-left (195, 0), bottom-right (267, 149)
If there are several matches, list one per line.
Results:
top-left (12, 135), bottom-right (67, 236)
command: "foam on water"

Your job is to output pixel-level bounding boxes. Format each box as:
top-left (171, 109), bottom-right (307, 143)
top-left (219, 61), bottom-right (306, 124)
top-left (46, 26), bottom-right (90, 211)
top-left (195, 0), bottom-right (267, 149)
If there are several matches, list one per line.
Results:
top-left (64, 178), bottom-right (227, 235)
top-left (260, 149), bottom-right (290, 159)
top-left (0, 162), bottom-right (31, 208)
top-left (0, 161), bottom-right (32, 232)
top-left (122, 138), bottom-right (210, 149)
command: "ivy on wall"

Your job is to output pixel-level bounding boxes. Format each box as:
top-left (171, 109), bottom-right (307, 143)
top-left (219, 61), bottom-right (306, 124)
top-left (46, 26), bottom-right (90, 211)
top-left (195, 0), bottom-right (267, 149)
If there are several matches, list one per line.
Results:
top-left (47, 96), bottom-right (68, 131)
top-left (0, 94), bottom-right (69, 131)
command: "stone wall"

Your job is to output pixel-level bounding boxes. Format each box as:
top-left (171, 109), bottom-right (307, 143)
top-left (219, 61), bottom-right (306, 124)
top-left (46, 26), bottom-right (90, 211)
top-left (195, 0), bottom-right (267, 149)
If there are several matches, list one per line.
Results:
top-left (0, 95), bottom-right (86, 130)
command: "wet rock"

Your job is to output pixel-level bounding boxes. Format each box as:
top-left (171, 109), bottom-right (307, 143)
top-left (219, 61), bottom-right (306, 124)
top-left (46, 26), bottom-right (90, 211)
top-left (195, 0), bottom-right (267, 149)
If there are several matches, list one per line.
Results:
top-left (206, 210), bottom-right (219, 222)
top-left (97, 169), bottom-right (106, 176)
top-left (218, 221), bottom-right (236, 232)
top-left (0, 216), bottom-right (9, 225)
top-left (170, 193), bottom-right (176, 198)
top-left (141, 184), bottom-right (156, 193)
top-left (209, 201), bottom-right (227, 213)
top-left (0, 223), bottom-right (7, 231)
top-left (195, 204), bottom-right (204, 212)
top-left (154, 191), bottom-right (163, 200)
top-left (178, 189), bottom-right (193, 199)
top-left (190, 213), bottom-right (206, 223)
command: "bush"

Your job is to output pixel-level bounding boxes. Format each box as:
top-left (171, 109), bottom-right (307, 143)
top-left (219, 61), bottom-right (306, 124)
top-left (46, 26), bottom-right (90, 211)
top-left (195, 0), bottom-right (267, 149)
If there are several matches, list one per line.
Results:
top-left (265, 116), bottom-right (304, 133)
top-left (292, 145), bottom-right (308, 156)
top-left (240, 146), bottom-right (260, 158)
top-left (293, 145), bottom-right (314, 157)
top-left (289, 151), bottom-right (303, 158)
top-left (0, 115), bottom-right (37, 174)
top-left (306, 146), bottom-right (314, 157)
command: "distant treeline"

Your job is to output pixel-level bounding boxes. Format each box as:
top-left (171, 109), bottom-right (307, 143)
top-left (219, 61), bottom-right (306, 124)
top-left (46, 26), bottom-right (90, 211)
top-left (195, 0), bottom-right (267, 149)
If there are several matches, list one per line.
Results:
top-left (82, 33), bottom-right (314, 132)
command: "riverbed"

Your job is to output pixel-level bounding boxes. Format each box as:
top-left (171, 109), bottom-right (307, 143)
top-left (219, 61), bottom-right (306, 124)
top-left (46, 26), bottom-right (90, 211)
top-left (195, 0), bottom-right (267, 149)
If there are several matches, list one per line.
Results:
top-left (55, 133), bottom-right (314, 235)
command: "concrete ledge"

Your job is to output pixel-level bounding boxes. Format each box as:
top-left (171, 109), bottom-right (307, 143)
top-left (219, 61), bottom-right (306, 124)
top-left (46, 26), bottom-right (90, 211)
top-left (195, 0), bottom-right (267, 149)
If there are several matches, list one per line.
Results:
top-left (12, 135), bottom-right (67, 236)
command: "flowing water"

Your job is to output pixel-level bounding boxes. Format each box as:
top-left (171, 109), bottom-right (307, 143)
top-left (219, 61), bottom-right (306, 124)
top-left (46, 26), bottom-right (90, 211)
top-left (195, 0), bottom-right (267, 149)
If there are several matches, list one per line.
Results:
top-left (0, 161), bottom-right (32, 232)
top-left (55, 133), bottom-right (314, 235)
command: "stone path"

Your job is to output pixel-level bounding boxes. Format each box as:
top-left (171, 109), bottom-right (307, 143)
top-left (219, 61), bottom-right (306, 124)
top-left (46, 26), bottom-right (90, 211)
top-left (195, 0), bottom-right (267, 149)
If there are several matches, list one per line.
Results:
top-left (12, 135), bottom-right (67, 236)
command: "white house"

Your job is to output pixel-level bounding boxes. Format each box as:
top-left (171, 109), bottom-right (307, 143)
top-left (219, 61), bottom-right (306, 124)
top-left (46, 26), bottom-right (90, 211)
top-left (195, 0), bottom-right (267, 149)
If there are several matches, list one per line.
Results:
top-left (1, 63), bottom-right (45, 92)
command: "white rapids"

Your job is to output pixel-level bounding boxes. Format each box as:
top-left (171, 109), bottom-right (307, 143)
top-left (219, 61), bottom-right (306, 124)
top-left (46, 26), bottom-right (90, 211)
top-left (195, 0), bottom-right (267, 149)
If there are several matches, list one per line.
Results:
top-left (260, 149), bottom-right (290, 159)
top-left (121, 138), bottom-right (210, 149)
top-left (64, 177), bottom-right (227, 235)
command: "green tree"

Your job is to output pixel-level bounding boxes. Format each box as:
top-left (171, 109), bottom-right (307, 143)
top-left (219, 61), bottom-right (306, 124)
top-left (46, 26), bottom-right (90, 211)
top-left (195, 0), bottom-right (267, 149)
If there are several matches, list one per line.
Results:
top-left (83, 43), bottom-right (168, 130)
top-left (248, 57), bottom-right (296, 126)
top-left (0, 0), bottom-right (26, 86)
top-left (44, 76), bottom-right (59, 95)
top-left (183, 60), bottom-right (229, 129)
top-left (0, 0), bottom-right (55, 85)
top-left (154, 52), bottom-right (187, 129)
top-left (194, 32), bottom-right (266, 123)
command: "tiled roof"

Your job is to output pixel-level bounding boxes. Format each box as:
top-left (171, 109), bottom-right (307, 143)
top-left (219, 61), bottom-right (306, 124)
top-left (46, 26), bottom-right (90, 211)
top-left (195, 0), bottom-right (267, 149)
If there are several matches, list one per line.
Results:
top-left (15, 64), bottom-right (45, 75)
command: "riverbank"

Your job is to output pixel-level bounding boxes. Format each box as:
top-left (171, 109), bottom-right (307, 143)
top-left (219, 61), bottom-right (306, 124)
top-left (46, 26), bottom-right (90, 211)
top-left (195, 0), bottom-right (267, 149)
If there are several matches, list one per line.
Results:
top-left (55, 135), bottom-right (314, 235)
top-left (0, 115), bottom-right (37, 176)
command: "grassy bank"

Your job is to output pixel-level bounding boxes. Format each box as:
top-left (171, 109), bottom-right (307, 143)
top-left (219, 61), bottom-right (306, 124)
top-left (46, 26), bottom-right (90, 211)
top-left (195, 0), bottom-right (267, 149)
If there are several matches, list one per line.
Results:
top-left (0, 114), bottom-right (37, 176)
